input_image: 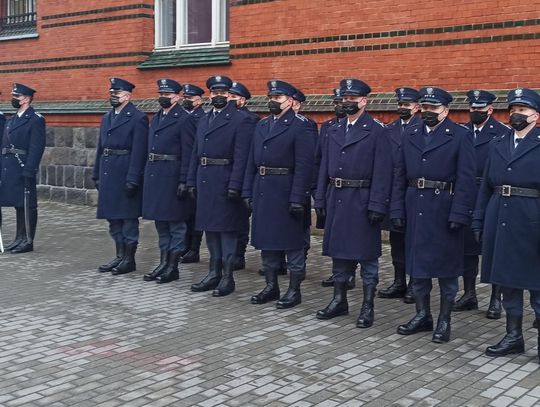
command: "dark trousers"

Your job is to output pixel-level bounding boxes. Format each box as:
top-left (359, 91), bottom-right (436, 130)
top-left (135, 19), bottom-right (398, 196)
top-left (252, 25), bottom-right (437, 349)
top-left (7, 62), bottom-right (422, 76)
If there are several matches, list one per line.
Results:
top-left (236, 220), bottom-right (249, 258)
top-left (332, 258), bottom-right (378, 287)
top-left (389, 231), bottom-right (405, 268)
top-left (262, 249), bottom-right (305, 277)
top-left (502, 287), bottom-right (540, 317)
top-left (206, 231), bottom-right (238, 263)
top-left (463, 255), bottom-right (479, 279)
top-left (155, 221), bottom-right (187, 252)
top-left (186, 213), bottom-right (203, 249)
top-left (413, 277), bottom-right (458, 302)
top-left (107, 219), bottom-right (139, 244)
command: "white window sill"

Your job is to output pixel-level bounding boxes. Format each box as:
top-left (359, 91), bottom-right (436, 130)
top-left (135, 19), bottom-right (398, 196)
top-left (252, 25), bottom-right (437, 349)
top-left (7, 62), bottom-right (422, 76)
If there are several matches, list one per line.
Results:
top-left (0, 33), bottom-right (39, 41)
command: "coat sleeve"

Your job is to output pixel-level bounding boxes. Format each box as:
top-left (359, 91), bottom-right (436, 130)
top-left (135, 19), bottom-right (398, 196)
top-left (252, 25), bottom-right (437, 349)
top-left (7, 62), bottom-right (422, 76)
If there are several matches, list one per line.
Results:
top-left (472, 143), bottom-right (494, 230)
top-left (290, 120), bottom-right (315, 204)
top-left (242, 130), bottom-right (257, 199)
top-left (449, 130), bottom-right (476, 225)
top-left (126, 113), bottom-right (149, 185)
top-left (368, 125), bottom-right (392, 214)
top-left (186, 129), bottom-right (199, 188)
top-left (179, 115), bottom-right (196, 184)
top-left (22, 115), bottom-right (46, 179)
top-left (228, 115), bottom-right (255, 191)
top-left (93, 120), bottom-right (105, 181)
top-left (390, 135), bottom-right (407, 220)
top-left (314, 124), bottom-right (330, 209)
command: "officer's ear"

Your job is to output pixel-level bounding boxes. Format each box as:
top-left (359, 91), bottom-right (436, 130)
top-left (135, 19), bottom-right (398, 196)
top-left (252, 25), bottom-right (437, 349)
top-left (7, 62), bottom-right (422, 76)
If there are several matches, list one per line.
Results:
top-left (487, 106), bottom-right (494, 115)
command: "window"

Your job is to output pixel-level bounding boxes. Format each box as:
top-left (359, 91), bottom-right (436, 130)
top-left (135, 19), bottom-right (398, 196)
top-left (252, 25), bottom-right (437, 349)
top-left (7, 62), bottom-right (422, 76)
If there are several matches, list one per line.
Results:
top-left (155, 0), bottom-right (229, 49)
top-left (0, 0), bottom-right (37, 37)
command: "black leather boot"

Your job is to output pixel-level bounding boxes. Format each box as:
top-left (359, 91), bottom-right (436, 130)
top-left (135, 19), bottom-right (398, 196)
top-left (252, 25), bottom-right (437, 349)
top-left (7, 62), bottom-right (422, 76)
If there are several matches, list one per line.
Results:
top-left (378, 265), bottom-right (406, 298)
top-left (111, 242), bottom-right (137, 275)
top-left (356, 285), bottom-right (376, 328)
top-left (322, 274), bottom-right (355, 289)
top-left (212, 258), bottom-right (235, 297)
top-left (260, 255), bottom-right (287, 276)
top-left (99, 241), bottom-right (125, 273)
top-left (276, 274), bottom-right (303, 309)
top-left (251, 267), bottom-right (280, 304)
top-left (181, 231), bottom-right (202, 263)
top-left (5, 208), bottom-right (25, 251)
top-left (403, 277), bottom-right (415, 304)
top-left (432, 297), bottom-right (453, 343)
top-left (156, 250), bottom-right (182, 284)
top-left (143, 250), bottom-right (168, 281)
top-left (234, 235), bottom-right (248, 271)
top-left (316, 281), bottom-right (349, 320)
top-left (486, 284), bottom-right (502, 319)
top-left (486, 314), bottom-right (525, 357)
top-left (453, 277), bottom-right (478, 311)
top-left (10, 208), bottom-right (37, 254)
top-left (397, 295), bottom-right (433, 335)
top-left (191, 258), bottom-right (222, 292)
top-left (537, 316), bottom-right (540, 363)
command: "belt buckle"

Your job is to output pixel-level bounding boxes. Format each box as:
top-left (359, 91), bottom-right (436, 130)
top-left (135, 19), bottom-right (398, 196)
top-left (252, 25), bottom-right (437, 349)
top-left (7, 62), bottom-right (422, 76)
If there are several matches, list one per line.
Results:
top-left (200, 157), bottom-right (208, 166)
top-left (103, 148), bottom-right (110, 157)
top-left (148, 153), bottom-right (155, 162)
top-left (417, 177), bottom-right (425, 189)
top-left (259, 166), bottom-right (266, 176)
top-left (334, 177), bottom-right (343, 188)
top-left (502, 185), bottom-right (511, 197)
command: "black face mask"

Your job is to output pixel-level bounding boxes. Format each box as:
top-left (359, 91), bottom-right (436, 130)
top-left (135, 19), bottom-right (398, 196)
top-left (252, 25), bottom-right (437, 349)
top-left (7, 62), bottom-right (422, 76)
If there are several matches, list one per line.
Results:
top-left (397, 107), bottom-right (413, 121)
top-left (268, 100), bottom-right (283, 115)
top-left (211, 96), bottom-right (228, 109)
top-left (342, 101), bottom-right (360, 115)
top-left (182, 99), bottom-right (194, 111)
top-left (110, 95), bottom-right (122, 108)
top-left (158, 96), bottom-right (173, 109)
top-left (334, 105), bottom-right (346, 119)
top-left (470, 111), bottom-right (489, 125)
top-left (422, 111), bottom-right (441, 127)
top-left (11, 98), bottom-right (21, 109)
top-left (509, 113), bottom-right (531, 131)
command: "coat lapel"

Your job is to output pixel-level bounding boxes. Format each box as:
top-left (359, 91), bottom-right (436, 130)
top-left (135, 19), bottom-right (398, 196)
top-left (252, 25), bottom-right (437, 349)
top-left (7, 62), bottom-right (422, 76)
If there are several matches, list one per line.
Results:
top-left (508, 127), bottom-right (540, 164)
top-left (109, 102), bottom-right (135, 131)
top-left (343, 112), bottom-right (372, 148)
top-left (7, 107), bottom-right (33, 133)
top-left (422, 118), bottom-right (453, 153)
top-left (408, 125), bottom-right (426, 152)
top-left (494, 132), bottom-right (512, 162)
top-left (330, 118), bottom-right (346, 147)
top-left (263, 108), bottom-right (295, 141)
top-left (155, 104), bottom-right (182, 131)
top-left (204, 102), bottom-right (234, 136)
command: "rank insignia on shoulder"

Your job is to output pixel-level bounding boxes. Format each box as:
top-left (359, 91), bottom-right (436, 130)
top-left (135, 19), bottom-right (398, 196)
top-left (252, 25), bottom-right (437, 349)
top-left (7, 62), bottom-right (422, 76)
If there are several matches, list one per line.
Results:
top-left (373, 118), bottom-right (384, 127)
top-left (295, 113), bottom-right (307, 122)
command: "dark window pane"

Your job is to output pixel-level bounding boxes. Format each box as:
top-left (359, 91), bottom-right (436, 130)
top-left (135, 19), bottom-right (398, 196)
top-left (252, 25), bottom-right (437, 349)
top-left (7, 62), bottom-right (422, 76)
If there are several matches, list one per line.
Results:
top-left (160, 0), bottom-right (176, 47)
top-left (187, 0), bottom-right (212, 44)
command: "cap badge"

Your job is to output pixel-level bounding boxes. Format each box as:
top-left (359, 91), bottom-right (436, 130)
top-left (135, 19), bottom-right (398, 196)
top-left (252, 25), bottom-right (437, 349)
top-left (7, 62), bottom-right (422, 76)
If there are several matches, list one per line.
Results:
top-left (515, 88), bottom-right (523, 97)
top-left (426, 87), bottom-right (434, 95)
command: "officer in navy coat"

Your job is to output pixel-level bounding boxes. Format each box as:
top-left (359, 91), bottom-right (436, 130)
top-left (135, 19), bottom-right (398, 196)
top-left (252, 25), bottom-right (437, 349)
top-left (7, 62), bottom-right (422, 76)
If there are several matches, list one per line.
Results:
top-left (141, 79), bottom-right (197, 284)
top-left (314, 78), bottom-right (392, 327)
top-left (473, 88), bottom-right (540, 361)
top-left (179, 83), bottom-right (206, 264)
top-left (391, 86), bottom-right (476, 343)
top-left (243, 80), bottom-right (315, 309)
top-left (228, 81), bottom-right (260, 271)
top-left (0, 83), bottom-right (45, 254)
top-left (93, 78), bottom-right (148, 275)
top-left (188, 75), bottom-right (254, 297)
top-left (453, 90), bottom-right (508, 319)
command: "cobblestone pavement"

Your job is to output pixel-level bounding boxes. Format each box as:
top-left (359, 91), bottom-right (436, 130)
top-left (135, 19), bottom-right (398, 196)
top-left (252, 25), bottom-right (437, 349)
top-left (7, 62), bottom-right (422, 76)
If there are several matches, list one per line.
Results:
top-left (0, 202), bottom-right (538, 407)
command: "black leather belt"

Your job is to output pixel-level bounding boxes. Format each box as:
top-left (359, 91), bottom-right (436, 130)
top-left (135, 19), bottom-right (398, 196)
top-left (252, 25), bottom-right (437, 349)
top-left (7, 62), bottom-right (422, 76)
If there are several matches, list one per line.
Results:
top-left (258, 166), bottom-right (292, 176)
top-left (148, 153), bottom-right (180, 162)
top-left (409, 178), bottom-right (453, 192)
top-left (476, 177), bottom-right (484, 185)
top-left (1, 148), bottom-right (27, 155)
top-left (329, 177), bottom-right (371, 188)
top-left (103, 148), bottom-right (130, 156)
top-left (494, 185), bottom-right (540, 198)
top-left (200, 157), bottom-right (232, 166)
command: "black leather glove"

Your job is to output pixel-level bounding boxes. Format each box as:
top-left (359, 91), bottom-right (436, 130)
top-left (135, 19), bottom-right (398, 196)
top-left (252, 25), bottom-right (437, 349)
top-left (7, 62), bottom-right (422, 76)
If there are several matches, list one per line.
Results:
top-left (23, 176), bottom-right (33, 189)
top-left (315, 207), bottom-right (326, 218)
top-left (227, 188), bottom-right (241, 201)
top-left (243, 198), bottom-right (252, 212)
top-left (177, 183), bottom-right (188, 199)
top-left (367, 210), bottom-right (385, 225)
top-left (125, 182), bottom-right (138, 198)
top-left (473, 229), bottom-right (483, 243)
top-left (188, 186), bottom-right (197, 200)
top-left (391, 218), bottom-right (406, 231)
top-left (94, 179), bottom-right (99, 191)
top-left (448, 221), bottom-right (464, 231)
top-left (288, 202), bottom-right (304, 218)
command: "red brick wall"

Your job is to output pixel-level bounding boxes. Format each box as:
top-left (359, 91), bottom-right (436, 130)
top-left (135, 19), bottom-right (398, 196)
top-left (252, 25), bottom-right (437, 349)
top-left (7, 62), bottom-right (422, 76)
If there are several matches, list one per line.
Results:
top-left (0, 0), bottom-right (538, 125)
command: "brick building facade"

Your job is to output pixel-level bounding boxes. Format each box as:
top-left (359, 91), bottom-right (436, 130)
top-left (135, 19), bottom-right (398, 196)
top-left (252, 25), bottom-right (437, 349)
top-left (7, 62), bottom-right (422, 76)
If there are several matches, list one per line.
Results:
top-left (0, 0), bottom-right (538, 204)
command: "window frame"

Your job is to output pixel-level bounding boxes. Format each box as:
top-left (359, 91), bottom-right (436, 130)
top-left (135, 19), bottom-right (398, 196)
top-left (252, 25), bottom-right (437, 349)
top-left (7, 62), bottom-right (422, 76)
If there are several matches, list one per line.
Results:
top-left (154, 0), bottom-right (229, 51)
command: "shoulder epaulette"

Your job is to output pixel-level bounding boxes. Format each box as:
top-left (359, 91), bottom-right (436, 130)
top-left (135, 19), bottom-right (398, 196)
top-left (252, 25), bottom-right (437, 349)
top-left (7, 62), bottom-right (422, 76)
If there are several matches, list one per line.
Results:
top-left (373, 118), bottom-right (384, 127)
top-left (295, 113), bottom-right (307, 122)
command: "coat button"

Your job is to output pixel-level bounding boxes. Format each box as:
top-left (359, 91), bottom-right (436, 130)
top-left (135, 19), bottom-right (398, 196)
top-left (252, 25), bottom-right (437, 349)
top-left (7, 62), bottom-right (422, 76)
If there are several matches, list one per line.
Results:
top-left (507, 167), bottom-right (512, 171)
top-left (420, 194), bottom-right (423, 197)
top-left (264, 146), bottom-right (267, 149)
top-left (503, 203), bottom-right (508, 207)
top-left (342, 151), bottom-right (345, 154)
top-left (502, 222), bottom-right (506, 227)
top-left (339, 167), bottom-right (342, 170)
top-left (422, 158), bottom-right (426, 162)
top-left (419, 212), bottom-right (423, 216)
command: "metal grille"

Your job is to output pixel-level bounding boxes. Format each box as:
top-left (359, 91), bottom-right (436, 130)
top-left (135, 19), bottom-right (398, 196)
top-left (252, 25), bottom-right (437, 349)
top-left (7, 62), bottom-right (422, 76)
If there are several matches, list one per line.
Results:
top-left (0, 0), bottom-right (37, 34)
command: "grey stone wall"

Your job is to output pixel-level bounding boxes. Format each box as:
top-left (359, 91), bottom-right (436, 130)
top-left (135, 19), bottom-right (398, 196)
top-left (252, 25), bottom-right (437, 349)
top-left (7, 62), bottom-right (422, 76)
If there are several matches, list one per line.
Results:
top-left (37, 126), bottom-right (99, 206)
